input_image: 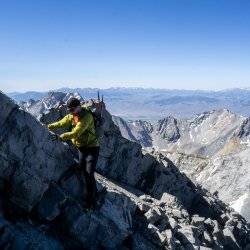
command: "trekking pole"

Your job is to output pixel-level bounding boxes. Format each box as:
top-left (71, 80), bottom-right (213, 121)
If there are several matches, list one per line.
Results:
top-left (97, 91), bottom-right (100, 102)
top-left (101, 95), bottom-right (104, 119)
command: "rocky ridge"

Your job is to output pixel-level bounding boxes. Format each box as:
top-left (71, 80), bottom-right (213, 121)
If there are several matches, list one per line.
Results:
top-left (113, 109), bottom-right (248, 155)
top-left (1, 91), bottom-right (250, 249)
top-left (8, 87), bottom-right (250, 120)
top-left (113, 110), bottom-right (250, 222)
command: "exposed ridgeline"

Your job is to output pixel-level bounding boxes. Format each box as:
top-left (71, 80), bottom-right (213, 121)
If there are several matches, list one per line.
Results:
top-left (113, 110), bottom-right (250, 222)
top-left (8, 87), bottom-right (250, 119)
top-left (113, 109), bottom-right (247, 155)
top-left (0, 91), bottom-right (250, 249)
top-left (19, 91), bottom-right (83, 120)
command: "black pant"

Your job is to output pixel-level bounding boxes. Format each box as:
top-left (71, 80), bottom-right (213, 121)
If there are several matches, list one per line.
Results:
top-left (78, 146), bottom-right (99, 207)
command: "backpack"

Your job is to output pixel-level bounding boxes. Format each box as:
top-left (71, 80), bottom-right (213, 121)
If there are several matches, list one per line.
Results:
top-left (81, 97), bottom-right (105, 137)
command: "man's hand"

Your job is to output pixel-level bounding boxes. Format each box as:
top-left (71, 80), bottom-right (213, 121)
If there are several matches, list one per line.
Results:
top-left (60, 133), bottom-right (68, 141)
top-left (47, 124), bottom-right (54, 130)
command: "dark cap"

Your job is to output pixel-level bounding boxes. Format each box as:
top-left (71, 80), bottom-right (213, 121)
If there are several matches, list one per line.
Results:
top-left (66, 98), bottom-right (80, 109)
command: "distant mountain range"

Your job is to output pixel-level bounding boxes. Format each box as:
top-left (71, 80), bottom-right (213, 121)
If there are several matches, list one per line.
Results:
top-left (7, 87), bottom-right (250, 120)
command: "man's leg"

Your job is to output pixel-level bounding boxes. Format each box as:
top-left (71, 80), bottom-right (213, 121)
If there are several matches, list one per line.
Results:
top-left (78, 148), bottom-right (87, 198)
top-left (84, 147), bottom-right (100, 208)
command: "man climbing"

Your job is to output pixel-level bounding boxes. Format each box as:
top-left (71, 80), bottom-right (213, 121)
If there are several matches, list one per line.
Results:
top-left (47, 97), bottom-right (100, 209)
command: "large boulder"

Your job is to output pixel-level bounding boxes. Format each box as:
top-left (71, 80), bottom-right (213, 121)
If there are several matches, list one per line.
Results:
top-left (0, 92), bottom-right (75, 211)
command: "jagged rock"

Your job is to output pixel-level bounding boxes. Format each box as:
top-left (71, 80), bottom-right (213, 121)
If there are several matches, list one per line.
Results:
top-left (37, 184), bottom-right (67, 221)
top-left (147, 223), bottom-right (159, 234)
top-left (155, 116), bottom-right (180, 142)
top-left (137, 202), bottom-right (151, 213)
top-left (225, 218), bottom-right (237, 229)
top-left (0, 217), bottom-right (64, 250)
top-left (112, 116), bottom-right (153, 147)
top-left (113, 108), bottom-right (250, 222)
top-left (172, 209), bottom-right (182, 219)
top-left (192, 215), bottom-right (205, 227)
top-left (162, 229), bottom-right (175, 248)
top-left (231, 211), bottom-right (245, 220)
top-left (168, 217), bottom-right (178, 231)
top-left (203, 230), bottom-right (214, 246)
top-left (145, 207), bottom-right (163, 225)
top-left (220, 213), bottom-right (230, 224)
top-left (160, 192), bottom-right (177, 206)
top-left (223, 228), bottom-right (240, 249)
top-left (213, 220), bottom-right (224, 244)
top-left (176, 225), bottom-right (200, 248)
top-left (204, 218), bottom-right (215, 232)
top-left (139, 194), bottom-right (156, 203)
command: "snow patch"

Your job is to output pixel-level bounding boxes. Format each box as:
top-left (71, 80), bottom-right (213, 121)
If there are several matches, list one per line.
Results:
top-left (240, 139), bottom-right (250, 147)
top-left (161, 149), bottom-right (168, 152)
top-left (230, 193), bottom-right (248, 213)
top-left (132, 121), bottom-right (137, 127)
top-left (189, 130), bottom-right (194, 142)
top-left (42, 101), bottom-right (50, 110)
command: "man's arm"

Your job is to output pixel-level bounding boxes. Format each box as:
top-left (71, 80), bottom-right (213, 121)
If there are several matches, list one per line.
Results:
top-left (48, 114), bottom-right (72, 130)
top-left (60, 114), bottom-right (92, 141)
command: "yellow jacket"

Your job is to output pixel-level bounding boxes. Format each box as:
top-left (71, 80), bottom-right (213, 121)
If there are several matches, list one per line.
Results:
top-left (48, 108), bottom-right (99, 148)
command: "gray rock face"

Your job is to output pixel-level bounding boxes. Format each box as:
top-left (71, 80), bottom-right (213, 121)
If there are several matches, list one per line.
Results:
top-left (0, 92), bottom-right (75, 211)
top-left (115, 109), bottom-right (246, 155)
top-left (155, 116), bottom-right (180, 143)
top-left (114, 109), bottom-right (250, 222)
top-left (237, 118), bottom-right (250, 138)
top-left (164, 143), bottom-right (250, 222)
top-left (1, 91), bottom-right (250, 249)
top-left (112, 116), bottom-right (153, 147)
top-left (0, 217), bottom-right (64, 250)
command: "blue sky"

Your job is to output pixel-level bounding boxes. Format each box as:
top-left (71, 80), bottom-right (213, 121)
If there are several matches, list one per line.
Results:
top-left (1, 0), bottom-right (250, 92)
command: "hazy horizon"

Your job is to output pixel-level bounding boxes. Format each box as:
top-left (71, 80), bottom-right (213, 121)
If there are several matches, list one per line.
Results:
top-left (5, 85), bottom-right (250, 94)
